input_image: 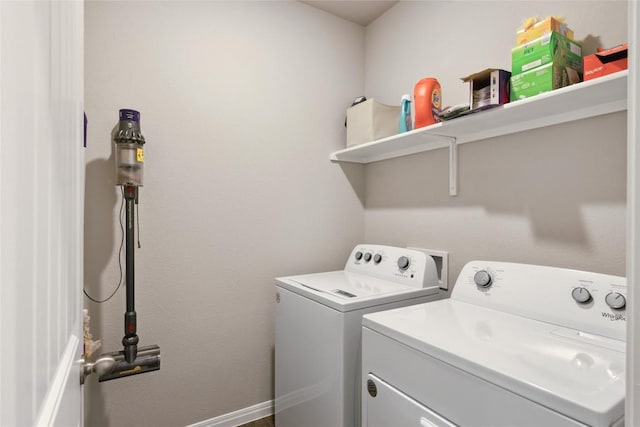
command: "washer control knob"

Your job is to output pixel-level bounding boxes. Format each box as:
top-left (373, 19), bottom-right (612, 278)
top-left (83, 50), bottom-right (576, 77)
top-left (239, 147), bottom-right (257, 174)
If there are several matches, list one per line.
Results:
top-left (474, 270), bottom-right (492, 288)
top-left (571, 287), bottom-right (592, 304)
top-left (605, 292), bottom-right (626, 310)
top-left (397, 256), bottom-right (410, 271)
top-left (364, 253), bottom-right (372, 262)
top-left (355, 251), bottom-right (363, 261)
top-left (373, 254), bottom-right (382, 264)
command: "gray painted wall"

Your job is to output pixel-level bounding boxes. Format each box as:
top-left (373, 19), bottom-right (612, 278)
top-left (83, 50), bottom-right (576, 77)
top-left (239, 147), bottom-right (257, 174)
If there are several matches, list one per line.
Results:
top-left (83, 2), bottom-right (365, 426)
top-left (363, 1), bottom-right (628, 282)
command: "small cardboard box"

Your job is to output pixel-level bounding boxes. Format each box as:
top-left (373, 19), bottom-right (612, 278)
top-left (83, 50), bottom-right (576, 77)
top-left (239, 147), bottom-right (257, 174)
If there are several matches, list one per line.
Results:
top-left (510, 61), bottom-right (581, 101)
top-left (517, 16), bottom-right (574, 46)
top-left (461, 68), bottom-right (511, 111)
top-left (346, 99), bottom-right (400, 147)
top-left (512, 32), bottom-right (582, 75)
top-left (583, 44), bottom-right (628, 81)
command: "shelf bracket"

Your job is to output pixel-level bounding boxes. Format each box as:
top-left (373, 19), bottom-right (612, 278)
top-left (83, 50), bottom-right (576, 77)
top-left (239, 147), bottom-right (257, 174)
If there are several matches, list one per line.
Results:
top-left (448, 138), bottom-right (458, 196)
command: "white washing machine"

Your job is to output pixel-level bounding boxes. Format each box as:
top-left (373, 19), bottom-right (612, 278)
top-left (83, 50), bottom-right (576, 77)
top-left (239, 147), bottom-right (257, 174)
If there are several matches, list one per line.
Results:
top-left (362, 261), bottom-right (626, 427)
top-left (275, 244), bottom-right (447, 427)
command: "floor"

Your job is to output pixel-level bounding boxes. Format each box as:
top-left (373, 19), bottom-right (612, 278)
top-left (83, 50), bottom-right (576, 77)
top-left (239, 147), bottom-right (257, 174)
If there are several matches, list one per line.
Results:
top-left (238, 415), bottom-right (275, 427)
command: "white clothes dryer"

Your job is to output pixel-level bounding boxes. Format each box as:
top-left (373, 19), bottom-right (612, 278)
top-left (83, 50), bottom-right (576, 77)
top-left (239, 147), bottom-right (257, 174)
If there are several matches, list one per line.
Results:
top-left (275, 244), bottom-right (446, 427)
top-left (362, 261), bottom-right (626, 427)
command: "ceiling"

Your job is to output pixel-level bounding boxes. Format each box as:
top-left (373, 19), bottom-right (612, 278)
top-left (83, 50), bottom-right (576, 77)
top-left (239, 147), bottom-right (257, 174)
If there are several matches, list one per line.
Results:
top-left (299, 1), bottom-right (398, 26)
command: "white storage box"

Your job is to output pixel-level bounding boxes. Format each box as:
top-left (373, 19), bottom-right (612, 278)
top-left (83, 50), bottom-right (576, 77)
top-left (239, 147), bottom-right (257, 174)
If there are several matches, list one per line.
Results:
top-left (346, 99), bottom-right (400, 147)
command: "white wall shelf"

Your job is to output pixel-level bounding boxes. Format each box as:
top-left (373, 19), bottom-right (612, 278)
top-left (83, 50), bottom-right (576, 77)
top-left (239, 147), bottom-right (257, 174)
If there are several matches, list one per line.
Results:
top-left (330, 70), bottom-right (628, 166)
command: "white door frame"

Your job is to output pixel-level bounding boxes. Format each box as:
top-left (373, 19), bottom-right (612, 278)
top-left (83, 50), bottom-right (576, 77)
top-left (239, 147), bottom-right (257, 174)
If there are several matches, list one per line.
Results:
top-left (0, 1), bottom-right (85, 426)
top-left (628, 0), bottom-right (640, 424)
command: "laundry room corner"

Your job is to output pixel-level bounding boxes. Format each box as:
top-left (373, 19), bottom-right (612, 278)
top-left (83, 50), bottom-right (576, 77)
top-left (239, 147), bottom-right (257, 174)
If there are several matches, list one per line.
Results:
top-left (82, 2), bottom-right (366, 426)
top-left (362, 1), bottom-right (628, 282)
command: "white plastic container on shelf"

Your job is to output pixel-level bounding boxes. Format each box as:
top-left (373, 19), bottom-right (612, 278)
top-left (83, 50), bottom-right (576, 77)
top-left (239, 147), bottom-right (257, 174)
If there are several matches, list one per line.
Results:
top-left (346, 99), bottom-right (400, 147)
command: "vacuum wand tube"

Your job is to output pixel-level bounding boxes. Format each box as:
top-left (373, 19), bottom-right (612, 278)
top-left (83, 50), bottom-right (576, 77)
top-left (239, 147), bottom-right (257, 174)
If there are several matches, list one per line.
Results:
top-left (123, 185), bottom-right (138, 363)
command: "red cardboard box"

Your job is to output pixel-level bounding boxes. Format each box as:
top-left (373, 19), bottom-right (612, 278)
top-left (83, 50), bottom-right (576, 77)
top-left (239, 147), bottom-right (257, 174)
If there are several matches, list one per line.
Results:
top-left (584, 44), bottom-right (628, 81)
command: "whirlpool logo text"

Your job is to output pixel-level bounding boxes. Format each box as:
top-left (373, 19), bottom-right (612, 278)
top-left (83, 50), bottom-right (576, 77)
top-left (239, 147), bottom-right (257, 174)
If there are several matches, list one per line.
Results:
top-left (602, 312), bottom-right (626, 322)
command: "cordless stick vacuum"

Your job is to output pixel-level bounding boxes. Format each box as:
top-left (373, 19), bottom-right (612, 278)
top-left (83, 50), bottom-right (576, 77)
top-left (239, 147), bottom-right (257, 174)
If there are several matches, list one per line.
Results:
top-left (98, 109), bottom-right (161, 382)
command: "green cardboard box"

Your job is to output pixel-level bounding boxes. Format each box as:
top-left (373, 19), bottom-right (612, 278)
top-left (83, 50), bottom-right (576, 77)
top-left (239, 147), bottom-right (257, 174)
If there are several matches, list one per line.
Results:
top-left (511, 31), bottom-right (582, 76)
top-left (510, 62), bottom-right (582, 101)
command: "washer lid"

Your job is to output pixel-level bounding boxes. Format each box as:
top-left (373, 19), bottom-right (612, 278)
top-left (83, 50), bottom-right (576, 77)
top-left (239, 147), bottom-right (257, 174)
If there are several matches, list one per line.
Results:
top-left (276, 271), bottom-right (440, 312)
top-left (362, 299), bottom-right (625, 426)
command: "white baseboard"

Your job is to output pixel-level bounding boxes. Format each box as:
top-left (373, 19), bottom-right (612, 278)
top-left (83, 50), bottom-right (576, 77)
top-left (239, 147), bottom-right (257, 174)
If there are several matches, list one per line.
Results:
top-left (185, 400), bottom-right (274, 427)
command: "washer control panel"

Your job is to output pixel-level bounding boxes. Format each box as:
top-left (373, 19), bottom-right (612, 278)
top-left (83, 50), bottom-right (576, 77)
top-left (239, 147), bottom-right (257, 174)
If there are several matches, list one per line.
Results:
top-left (454, 261), bottom-right (627, 341)
top-left (346, 245), bottom-right (439, 289)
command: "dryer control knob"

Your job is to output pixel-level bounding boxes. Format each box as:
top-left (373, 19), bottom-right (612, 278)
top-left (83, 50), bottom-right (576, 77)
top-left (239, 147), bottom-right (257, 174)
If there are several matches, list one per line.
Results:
top-left (355, 251), bottom-right (363, 261)
top-left (397, 256), bottom-right (410, 271)
top-left (364, 253), bottom-right (372, 262)
top-left (605, 292), bottom-right (626, 310)
top-left (373, 254), bottom-right (382, 264)
top-left (474, 270), bottom-right (492, 288)
top-left (571, 287), bottom-right (592, 304)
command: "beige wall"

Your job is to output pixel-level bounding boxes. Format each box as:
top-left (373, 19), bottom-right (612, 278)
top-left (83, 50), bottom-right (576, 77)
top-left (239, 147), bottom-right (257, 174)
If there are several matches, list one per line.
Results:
top-left (363, 1), bottom-right (628, 282)
top-left (83, 2), bottom-right (365, 426)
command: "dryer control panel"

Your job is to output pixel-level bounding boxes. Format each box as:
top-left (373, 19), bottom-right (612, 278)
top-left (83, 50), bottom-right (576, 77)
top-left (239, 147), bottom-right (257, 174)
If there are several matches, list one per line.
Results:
top-left (453, 261), bottom-right (626, 341)
top-left (346, 245), bottom-right (441, 290)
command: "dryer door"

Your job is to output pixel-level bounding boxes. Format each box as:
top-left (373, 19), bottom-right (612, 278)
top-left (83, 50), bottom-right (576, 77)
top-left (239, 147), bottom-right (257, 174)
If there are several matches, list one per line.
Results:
top-left (365, 374), bottom-right (456, 427)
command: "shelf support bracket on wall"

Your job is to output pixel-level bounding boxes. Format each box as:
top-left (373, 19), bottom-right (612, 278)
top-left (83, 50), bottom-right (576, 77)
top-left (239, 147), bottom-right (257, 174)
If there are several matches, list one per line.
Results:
top-left (448, 138), bottom-right (458, 196)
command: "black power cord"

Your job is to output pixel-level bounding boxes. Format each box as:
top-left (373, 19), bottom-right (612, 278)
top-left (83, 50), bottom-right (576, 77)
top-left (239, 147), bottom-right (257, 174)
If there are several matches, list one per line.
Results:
top-left (83, 187), bottom-right (125, 303)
